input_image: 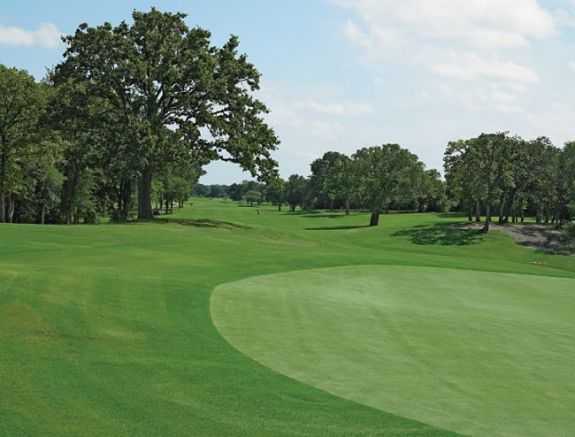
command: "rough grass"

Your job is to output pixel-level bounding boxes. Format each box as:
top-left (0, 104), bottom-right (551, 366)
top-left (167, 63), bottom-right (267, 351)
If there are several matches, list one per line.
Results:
top-left (1, 198), bottom-right (574, 436)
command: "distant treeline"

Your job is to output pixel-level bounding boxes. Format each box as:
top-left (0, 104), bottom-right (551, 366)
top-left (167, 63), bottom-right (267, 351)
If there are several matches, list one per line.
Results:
top-left (198, 135), bottom-right (575, 231)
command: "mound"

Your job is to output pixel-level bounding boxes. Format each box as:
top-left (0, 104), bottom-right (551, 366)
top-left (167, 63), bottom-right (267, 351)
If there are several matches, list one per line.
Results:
top-left (211, 265), bottom-right (575, 437)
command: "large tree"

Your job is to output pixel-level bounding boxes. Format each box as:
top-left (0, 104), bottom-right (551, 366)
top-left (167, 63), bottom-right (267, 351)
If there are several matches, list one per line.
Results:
top-left (353, 144), bottom-right (423, 226)
top-left (55, 8), bottom-right (278, 220)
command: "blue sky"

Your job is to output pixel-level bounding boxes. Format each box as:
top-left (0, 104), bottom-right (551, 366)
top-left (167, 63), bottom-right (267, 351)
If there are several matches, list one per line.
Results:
top-left (2, 0), bottom-right (575, 183)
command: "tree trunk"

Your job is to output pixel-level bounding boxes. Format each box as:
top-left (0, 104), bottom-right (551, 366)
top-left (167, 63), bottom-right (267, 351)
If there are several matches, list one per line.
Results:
top-left (475, 201), bottom-right (481, 222)
top-left (0, 192), bottom-right (4, 223)
top-left (121, 178), bottom-right (132, 221)
top-left (369, 210), bottom-right (380, 227)
top-left (0, 147), bottom-right (6, 223)
top-left (138, 166), bottom-right (154, 220)
top-left (60, 163), bottom-right (81, 225)
top-left (40, 204), bottom-right (46, 225)
top-left (536, 206), bottom-right (542, 224)
top-left (505, 191), bottom-right (516, 224)
top-left (521, 209), bottom-right (525, 224)
top-left (482, 202), bottom-right (491, 233)
top-left (345, 198), bottom-right (350, 215)
top-left (498, 194), bottom-right (506, 224)
top-left (7, 195), bottom-right (14, 223)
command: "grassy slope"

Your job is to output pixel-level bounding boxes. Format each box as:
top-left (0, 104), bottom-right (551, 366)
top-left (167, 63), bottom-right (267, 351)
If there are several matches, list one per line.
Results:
top-left (1, 198), bottom-right (574, 436)
top-left (212, 266), bottom-right (575, 437)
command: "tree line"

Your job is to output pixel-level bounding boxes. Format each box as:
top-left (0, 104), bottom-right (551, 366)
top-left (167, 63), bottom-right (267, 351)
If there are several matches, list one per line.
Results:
top-left (445, 133), bottom-right (575, 232)
top-left (211, 136), bottom-right (574, 232)
top-left (265, 146), bottom-right (446, 227)
top-left (0, 8), bottom-right (277, 224)
top-left (2, 10), bottom-right (574, 232)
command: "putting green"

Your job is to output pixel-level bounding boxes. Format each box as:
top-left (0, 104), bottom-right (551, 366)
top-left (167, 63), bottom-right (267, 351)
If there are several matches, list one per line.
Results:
top-left (211, 265), bottom-right (575, 437)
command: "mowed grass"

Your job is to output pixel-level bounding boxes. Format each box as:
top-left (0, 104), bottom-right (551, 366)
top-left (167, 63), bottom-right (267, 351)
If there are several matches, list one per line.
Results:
top-left (1, 198), bottom-right (574, 436)
top-left (212, 266), bottom-right (575, 437)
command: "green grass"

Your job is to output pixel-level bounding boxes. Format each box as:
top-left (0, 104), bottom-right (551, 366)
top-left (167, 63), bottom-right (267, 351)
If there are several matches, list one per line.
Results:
top-left (1, 198), bottom-right (574, 436)
top-left (213, 266), bottom-right (575, 437)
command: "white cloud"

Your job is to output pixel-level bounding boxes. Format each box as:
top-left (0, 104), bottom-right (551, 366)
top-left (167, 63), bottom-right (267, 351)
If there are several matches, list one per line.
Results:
top-left (568, 61), bottom-right (575, 73)
top-left (0, 23), bottom-right (62, 48)
top-left (298, 99), bottom-right (373, 116)
top-left (336, 0), bottom-right (555, 51)
top-left (334, 0), bottom-right (556, 113)
top-left (432, 54), bottom-right (539, 83)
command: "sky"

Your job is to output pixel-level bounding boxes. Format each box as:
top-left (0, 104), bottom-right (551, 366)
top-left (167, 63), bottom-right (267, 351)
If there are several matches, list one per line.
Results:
top-left (2, 0), bottom-right (575, 184)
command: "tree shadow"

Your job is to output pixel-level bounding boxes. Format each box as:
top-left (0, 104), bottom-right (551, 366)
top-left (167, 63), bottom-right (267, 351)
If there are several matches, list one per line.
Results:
top-left (281, 210), bottom-right (319, 216)
top-left (153, 217), bottom-right (251, 229)
top-left (300, 213), bottom-right (353, 219)
top-left (505, 224), bottom-right (575, 255)
top-left (436, 212), bottom-right (470, 219)
top-left (392, 223), bottom-right (484, 246)
top-left (305, 224), bottom-right (370, 231)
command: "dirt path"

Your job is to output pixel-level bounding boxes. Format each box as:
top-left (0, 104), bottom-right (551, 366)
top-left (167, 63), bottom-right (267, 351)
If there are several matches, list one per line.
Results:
top-left (466, 223), bottom-right (565, 251)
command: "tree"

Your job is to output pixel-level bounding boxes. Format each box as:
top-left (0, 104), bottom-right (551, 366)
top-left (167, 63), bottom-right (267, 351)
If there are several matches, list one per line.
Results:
top-left (467, 133), bottom-right (514, 232)
top-left (310, 152), bottom-right (344, 210)
top-left (0, 65), bottom-right (45, 222)
top-left (19, 139), bottom-right (65, 224)
top-left (334, 154), bottom-right (357, 215)
top-left (309, 151), bottom-right (356, 214)
top-left (445, 133), bottom-right (518, 231)
top-left (416, 169), bottom-right (446, 213)
top-left (227, 183), bottom-right (244, 202)
top-left (265, 177), bottom-right (286, 211)
top-left (55, 8), bottom-right (278, 220)
top-left (285, 175), bottom-right (307, 212)
top-left (244, 190), bottom-right (262, 207)
top-left (557, 142), bottom-right (575, 226)
top-left (353, 144), bottom-right (423, 226)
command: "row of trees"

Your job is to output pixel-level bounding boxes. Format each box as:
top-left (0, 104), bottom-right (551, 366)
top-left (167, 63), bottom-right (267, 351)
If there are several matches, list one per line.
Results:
top-left (445, 133), bottom-right (575, 232)
top-left (192, 181), bottom-right (267, 206)
top-left (0, 9), bottom-right (278, 224)
top-left (263, 146), bottom-right (446, 226)
top-left (256, 135), bottom-right (574, 231)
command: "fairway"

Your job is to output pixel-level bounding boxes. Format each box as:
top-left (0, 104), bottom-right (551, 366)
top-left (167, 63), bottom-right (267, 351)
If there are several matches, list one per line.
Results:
top-left (212, 266), bottom-right (575, 437)
top-left (2, 199), bottom-right (575, 436)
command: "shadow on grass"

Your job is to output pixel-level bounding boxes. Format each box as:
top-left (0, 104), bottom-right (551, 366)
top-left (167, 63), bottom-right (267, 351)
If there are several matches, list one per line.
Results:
top-left (153, 217), bottom-right (251, 230)
top-left (305, 224), bottom-right (370, 231)
top-left (436, 212), bottom-right (471, 219)
top-left (300, 213), bottom-right (353, 219)
top-left (281, 210), bottom-right (319, 216)
top-left (393, 223), bottom-right (484, 246)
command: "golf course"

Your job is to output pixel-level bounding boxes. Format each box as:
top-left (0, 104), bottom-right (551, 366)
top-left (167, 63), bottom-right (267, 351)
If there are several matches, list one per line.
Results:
top-left (2, 198), bottom-right (574, 436)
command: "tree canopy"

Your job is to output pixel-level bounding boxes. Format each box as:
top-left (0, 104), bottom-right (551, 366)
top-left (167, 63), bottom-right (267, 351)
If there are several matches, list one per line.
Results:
top-left (54, 8), bottom-right (278, 220)
top-left (0, 8), bottom-right (278, 224)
